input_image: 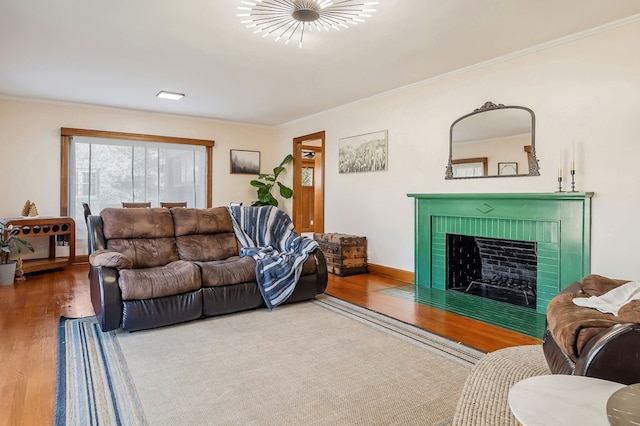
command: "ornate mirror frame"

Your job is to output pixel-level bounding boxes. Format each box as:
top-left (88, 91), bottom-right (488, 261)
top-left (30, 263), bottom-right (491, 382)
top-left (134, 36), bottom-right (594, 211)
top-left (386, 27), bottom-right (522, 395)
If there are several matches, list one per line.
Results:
top-left (445, 101), bottom-right (540, 179)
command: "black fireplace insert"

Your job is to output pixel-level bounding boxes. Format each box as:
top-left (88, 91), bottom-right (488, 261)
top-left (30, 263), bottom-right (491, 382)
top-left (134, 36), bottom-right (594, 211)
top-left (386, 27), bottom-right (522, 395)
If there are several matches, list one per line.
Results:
top-left (447, 234), bottom-right (537, 309)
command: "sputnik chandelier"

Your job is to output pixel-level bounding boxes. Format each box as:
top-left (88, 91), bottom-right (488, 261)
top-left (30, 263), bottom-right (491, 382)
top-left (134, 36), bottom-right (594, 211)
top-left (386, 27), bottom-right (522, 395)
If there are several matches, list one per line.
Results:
top-left (237, 0), bottom-right (379, 47)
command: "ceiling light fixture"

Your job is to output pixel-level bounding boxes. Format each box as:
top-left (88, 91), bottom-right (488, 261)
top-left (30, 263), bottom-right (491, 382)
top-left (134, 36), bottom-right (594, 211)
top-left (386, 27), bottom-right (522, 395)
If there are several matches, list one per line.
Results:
top-left (237, 0), bottom-right (379, 48)
top-left (156, 91), bottom-right (185, 101)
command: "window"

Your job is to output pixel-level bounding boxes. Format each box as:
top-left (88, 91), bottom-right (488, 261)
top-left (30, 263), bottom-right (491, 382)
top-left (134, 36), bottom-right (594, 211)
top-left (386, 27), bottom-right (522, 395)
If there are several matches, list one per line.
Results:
top-left (77, 169), bottom-right (99, 198)
top-left (451, 157), bottom-right (488, 178)
top-left (61, 128), bottom-right (213, 257)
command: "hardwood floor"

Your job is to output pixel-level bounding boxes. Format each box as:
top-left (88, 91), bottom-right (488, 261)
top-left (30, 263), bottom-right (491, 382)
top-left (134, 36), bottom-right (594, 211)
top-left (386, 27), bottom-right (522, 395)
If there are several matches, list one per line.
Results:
top-left (325, 272), bottom-right (541, 352)
top-left (0, 265), bottom-right (540, 425)
top-left (0, 265), bottom-right (93, 426)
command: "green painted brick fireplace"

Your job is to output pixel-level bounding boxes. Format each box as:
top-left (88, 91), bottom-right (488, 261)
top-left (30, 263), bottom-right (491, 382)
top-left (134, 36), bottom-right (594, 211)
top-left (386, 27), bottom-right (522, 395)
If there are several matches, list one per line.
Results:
top-left (407, 193), bottom-right (593, 315)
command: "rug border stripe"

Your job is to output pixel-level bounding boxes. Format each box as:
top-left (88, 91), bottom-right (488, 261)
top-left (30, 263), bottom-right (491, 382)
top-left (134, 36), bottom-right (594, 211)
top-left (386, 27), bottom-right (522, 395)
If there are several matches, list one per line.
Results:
top-left (54, 317), bottom-right (148, 426)
top-left (54, 317), bottom-right (68, 425)
top-left (312, 295), bottom-right (485, 365)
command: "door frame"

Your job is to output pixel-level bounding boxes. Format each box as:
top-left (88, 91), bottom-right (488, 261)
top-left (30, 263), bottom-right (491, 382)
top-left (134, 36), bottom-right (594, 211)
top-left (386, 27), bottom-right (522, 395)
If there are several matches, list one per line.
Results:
top-left (292, 131), bottom-right (325, 233)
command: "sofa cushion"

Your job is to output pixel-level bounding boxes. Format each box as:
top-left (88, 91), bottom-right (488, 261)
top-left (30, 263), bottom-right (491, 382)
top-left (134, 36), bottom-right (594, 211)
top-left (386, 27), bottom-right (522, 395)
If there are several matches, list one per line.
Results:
top-left (107, 238), bottom-right (179, 268)
top-left (118, 260), bottom-right (201, 300)
top-left (197, 256), bottom-right (256, 287)
top-left (89, 249), bottom-right (134, 269)
top-left (171, 207), bottom-right (234, 236)
top-left (172, 207), bottom-right (240, 261)
top-left (101, 207), bottom-right (179, 267)
top-left (101, 208), bottom-right (175, 239)
top-left (176, 234), bottom-right (239, 261)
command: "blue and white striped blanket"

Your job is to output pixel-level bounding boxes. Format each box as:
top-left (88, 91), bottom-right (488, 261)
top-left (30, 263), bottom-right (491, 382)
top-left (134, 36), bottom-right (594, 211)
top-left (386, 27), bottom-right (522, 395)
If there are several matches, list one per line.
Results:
top-left (227, 205), bottom-right (320, 310)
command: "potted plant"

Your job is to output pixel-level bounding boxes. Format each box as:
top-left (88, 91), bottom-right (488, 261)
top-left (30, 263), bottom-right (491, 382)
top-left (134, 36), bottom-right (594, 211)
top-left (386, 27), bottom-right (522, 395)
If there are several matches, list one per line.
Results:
top-left (0, 219), bottom-right (34, 285)
top-left (250, 154), bottom-right (294, 207)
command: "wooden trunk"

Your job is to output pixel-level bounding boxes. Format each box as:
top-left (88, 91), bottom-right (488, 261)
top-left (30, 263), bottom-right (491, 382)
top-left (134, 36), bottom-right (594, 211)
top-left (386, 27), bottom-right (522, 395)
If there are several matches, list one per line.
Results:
top-left (314, 233), bottom-right (367, 276)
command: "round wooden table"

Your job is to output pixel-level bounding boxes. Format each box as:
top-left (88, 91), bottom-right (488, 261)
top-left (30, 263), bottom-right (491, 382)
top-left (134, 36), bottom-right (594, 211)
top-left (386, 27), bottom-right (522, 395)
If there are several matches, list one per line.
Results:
top-left (607, 383), bottom-right (640, 425)
top-left (508, 375), bottom-right (625, 425)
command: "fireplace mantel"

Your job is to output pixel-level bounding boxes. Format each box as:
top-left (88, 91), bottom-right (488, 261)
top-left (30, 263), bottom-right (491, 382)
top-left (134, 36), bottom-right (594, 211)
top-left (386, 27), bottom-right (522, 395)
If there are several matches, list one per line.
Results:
top-left (407, 192), bottom-right (593, 314)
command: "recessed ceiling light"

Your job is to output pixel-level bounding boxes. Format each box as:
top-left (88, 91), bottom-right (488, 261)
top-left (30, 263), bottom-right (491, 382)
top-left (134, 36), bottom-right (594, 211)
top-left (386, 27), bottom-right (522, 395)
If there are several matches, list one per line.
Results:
top-left (156, 91), bottom-right (185, 100)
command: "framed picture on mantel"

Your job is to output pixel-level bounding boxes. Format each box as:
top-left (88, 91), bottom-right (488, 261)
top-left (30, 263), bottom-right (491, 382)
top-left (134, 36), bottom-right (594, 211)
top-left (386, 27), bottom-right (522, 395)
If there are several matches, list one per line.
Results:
top-left (498, 162), bottom-right (518, 176)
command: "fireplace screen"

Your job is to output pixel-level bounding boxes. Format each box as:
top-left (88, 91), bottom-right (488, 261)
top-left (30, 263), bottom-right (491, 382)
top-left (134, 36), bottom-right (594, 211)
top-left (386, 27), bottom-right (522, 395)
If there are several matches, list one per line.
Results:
top-left (447, 234), bottom-right (537, 309)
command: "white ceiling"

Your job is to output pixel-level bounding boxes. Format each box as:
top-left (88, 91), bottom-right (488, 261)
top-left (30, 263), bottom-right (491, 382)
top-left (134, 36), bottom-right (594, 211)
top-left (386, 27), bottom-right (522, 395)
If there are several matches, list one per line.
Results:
top-left (1, 1), bottom-right (640, 126)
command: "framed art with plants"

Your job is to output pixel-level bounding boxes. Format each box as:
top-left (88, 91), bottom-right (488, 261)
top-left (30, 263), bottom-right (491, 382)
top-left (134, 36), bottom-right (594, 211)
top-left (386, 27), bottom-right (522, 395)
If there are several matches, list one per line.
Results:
top-left (338, 130), bottom-right (388, 174)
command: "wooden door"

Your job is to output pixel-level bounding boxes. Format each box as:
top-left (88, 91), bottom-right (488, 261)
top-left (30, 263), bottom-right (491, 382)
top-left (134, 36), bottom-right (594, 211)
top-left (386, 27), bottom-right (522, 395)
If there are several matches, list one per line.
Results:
top-left (298, 158), bottom-right (316, 233)
top-left (292, 131), bottom-right (325, 234)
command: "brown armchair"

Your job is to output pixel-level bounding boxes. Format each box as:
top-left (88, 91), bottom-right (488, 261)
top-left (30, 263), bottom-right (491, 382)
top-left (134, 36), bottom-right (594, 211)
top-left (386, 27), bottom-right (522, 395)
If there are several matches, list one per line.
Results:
top-left (542, 274), bottom-right (640, 385)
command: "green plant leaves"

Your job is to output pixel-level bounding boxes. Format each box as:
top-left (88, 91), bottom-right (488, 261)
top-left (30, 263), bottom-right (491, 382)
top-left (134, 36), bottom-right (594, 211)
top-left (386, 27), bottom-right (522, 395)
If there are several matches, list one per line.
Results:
top-left (278, 182), bottom-right (293, 198)
top-left (250, 154), bottom-right (294, 207)
top-left (280, 154), bottom-right (294, 167)
top-left (0, 220), bottom-right (34, 264)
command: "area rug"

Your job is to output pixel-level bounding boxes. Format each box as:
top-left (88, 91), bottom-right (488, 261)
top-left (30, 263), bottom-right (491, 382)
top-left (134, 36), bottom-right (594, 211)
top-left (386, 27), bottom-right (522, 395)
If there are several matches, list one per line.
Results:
top-left (55, 295), bottom-right (485, 425)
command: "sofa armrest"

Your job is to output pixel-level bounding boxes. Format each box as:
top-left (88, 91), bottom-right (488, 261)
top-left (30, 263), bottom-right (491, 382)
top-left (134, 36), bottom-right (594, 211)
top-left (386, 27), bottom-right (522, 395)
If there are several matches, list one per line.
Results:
top-left (544, 277), bottom-right (640, 384)
top-left (88, 215), bottom-right (107, 253)
top-left (90, 265), bottom-right (122, 332)
top-left (542, 327), bottom-right (575, 375)
top-left (310, 247), bottom-right (328, 294)
top-left (542, 281), bottom-right (589, 374)
top-left (283, 247), bottom-right (329, 304)
top-left (89, 249), bottom-right (134, 269)
top-left (574, 323), bottom-right (640, 385)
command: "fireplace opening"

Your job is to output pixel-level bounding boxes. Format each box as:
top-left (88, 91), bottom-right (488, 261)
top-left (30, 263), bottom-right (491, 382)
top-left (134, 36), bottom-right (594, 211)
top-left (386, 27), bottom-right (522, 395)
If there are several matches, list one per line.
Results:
top-left (447, 234), bottom-right (537, 309)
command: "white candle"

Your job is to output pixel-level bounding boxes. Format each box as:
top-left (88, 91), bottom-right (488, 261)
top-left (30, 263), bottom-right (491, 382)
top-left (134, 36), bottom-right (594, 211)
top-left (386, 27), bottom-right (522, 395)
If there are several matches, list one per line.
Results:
top-left (571, 141), bottom-right (576, 172)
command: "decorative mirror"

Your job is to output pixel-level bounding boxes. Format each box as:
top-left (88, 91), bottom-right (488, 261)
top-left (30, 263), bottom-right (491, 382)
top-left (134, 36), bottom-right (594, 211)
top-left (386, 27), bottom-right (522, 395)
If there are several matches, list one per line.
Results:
top-left (445, 102), bottom-right (540, 179)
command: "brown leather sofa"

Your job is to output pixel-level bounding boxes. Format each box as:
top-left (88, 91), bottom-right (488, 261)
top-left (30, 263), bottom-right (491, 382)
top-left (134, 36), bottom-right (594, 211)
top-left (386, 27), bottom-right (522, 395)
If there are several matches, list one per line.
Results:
top-left (87, 207), bottom-right (328, 332)
top-left (542, 274), bottom-right (640, 385)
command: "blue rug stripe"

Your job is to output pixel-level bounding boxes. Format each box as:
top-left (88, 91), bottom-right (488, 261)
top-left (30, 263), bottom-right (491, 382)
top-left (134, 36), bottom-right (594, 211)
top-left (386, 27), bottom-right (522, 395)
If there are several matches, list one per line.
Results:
top-left (71, 320), bottom-right (97, 426)
top-left (92, 322), bottom-right (123, 425)
top-left (93, 322), bottom-right (147, 423)
top-left (54, 317), bottom-right (68, 425)
top-left (55, 317), bottom-right (147, 426)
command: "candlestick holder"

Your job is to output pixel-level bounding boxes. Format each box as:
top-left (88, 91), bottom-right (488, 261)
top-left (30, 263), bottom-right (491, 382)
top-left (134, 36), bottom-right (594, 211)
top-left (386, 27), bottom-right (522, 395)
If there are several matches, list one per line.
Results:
top-left (570, 169), bottom-right (577, 192)
top-left (556, 176), bottom-right (564, 193)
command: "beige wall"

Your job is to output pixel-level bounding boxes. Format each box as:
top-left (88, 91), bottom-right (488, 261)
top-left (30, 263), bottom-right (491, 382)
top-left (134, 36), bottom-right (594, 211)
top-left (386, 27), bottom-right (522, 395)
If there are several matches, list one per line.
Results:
top-left (3, 19), bottom-right (640, 279)
top-left (277, 19), bottom-right (640, 279)
top-left (0, 98), bottom-right (281, 221)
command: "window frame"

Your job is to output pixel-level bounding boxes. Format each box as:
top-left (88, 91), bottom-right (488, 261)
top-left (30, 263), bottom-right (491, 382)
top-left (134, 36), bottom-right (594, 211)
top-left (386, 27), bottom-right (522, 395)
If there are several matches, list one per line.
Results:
top-left (61, 128), bottom-right (214, 261)
top-left (451, 157), bottom-right (488, 178)
top-left (60, 127), bottom-right (214, 217)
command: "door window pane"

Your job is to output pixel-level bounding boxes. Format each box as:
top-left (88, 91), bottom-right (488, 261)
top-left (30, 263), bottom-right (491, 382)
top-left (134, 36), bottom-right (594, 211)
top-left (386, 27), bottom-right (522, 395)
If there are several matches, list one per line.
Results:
top-left (302, 167), bottom-right (313, 187)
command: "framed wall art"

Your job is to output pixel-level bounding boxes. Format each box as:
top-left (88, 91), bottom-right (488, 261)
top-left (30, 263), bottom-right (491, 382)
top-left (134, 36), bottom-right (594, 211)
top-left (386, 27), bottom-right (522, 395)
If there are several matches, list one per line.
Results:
top-left (338, 130), bottom-right (388, 174)
top-left (498, 162), bottom-right (518, 176)
top-left (230, 149), bottom-right (260, 174)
